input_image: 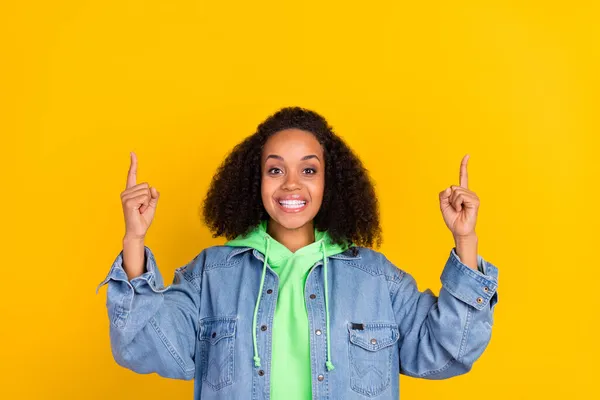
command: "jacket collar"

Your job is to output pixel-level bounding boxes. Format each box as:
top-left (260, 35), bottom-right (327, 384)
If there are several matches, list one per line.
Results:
top-left (226, 246), bottom-right (361, 262)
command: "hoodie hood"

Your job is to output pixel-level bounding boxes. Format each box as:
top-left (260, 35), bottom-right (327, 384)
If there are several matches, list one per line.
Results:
top-left (225, 220), bottom-right (349, 372)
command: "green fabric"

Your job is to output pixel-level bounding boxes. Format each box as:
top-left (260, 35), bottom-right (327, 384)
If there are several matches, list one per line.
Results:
top-left (225, 220), bottom-right (348, 399)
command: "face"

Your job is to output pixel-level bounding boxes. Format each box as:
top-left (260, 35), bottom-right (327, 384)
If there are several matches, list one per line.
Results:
top-left (261, 128), bottom-right (325, 231)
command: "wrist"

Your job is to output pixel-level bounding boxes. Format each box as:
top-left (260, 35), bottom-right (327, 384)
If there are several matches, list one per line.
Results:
top-left (123, 235), bottom-right (145, 246)
top-left (453, 233), bottom-right (478, 244)
top-left (453, 234), bottom-right (478, 270)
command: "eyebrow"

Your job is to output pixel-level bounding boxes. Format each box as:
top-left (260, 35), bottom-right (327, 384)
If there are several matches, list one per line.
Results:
top-left (265, 154), bottom-right (321, 163)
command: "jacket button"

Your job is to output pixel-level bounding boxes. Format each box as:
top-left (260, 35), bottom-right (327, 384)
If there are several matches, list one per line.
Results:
top-left (267, 289), bottom-right (273, 294)
top-left (317, 374), bottom-right (324, 381)
top-left (258, 370), bottom-right (265, 376)
top-left (483, 287), bottom-right (489, 293)
top-left (370, 338), bottom-right (377, 345)
top-left (261, 325), bottom-right (268, 331)
top-left (476, 297), bottom-right (483, 304)
top-left (309, 294), bottom-right (316, 299)
top-left (315, 329), bottom-right (322, 335)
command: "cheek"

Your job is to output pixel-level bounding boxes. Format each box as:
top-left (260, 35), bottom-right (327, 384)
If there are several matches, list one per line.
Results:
top-left (261, 178), bottom-right (275, 205)
top-left (309, 179), bottom-right (325, 204)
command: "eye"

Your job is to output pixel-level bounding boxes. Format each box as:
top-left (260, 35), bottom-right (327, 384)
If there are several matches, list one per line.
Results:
top-left (268, 167), bottom-right (283, 174)
top-left (303, 168), bottom-right (317, 174)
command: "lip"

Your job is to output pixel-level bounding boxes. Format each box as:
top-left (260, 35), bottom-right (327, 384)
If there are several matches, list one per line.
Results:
top-left (274, 195), bottom-right (308, 213)
top-left (277, 194), bottom-right (307, 201)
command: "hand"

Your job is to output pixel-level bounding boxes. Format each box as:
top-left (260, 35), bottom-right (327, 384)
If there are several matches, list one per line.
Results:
top-left (120, 152), bottom-right (160, 241)
top-left (439, 154), bottom-right (480, 239)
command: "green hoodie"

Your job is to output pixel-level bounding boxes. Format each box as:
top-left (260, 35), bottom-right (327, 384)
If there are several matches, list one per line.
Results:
top-left (225, 220), bottom-right (349, 399)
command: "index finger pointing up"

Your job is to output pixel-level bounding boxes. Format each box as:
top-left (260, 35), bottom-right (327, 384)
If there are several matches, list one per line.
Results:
top-left (459, 154), bottom-right (469, 188)
top-left (126, 151), bottom-right (137, 189)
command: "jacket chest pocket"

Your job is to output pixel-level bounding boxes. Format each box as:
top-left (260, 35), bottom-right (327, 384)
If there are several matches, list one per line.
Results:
top-left (347, 322), bottom-right (400, 397)
top-left (198, 316), bottom-right (237, 391)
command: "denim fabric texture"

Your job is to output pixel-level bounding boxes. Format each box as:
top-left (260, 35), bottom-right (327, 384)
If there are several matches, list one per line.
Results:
top-left (96, 245), bottom-right (499, 399)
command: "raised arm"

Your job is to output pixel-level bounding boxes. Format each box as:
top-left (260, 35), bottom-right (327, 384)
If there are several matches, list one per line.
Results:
top-left (95, 151), bottom-right (201, 379)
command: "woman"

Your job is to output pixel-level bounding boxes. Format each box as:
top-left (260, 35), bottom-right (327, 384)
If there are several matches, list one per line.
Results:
top-left (97, 106), bottom-right (499, 399)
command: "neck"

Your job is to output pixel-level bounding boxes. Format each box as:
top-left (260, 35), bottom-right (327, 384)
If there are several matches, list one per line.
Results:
top-left (267, 219), bottom-right (315, 252)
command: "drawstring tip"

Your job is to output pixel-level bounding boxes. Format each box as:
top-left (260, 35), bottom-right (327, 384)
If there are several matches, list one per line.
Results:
top-left (326, 360), bottom-right (335, 371)
top-left (254, 356), bottom-right (261, 368)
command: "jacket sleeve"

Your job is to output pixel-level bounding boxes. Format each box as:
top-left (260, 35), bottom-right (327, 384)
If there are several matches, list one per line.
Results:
top-left (387, 247), bottom-right (499, 379)
top-left (95, 246), bottom-right (204, 380)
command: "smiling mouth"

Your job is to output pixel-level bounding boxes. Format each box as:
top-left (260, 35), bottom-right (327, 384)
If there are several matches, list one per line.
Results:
top-left (279, 199), bottom-right (306, 208)
top-left (276, 199), bottom-right (308, 213)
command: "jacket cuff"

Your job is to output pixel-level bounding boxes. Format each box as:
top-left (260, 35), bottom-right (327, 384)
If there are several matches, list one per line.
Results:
top-left (95, 246), bottom-right (167, 294)
top-left (440, 247), bottom-right (499, 311)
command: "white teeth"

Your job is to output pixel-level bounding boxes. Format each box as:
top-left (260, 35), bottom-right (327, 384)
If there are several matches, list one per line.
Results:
top-left (279, 200), bottom-right (306, 209)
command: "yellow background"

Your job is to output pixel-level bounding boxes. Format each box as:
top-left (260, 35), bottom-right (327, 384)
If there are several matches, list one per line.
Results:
top-left (1, 1), bottom-right (598, 398)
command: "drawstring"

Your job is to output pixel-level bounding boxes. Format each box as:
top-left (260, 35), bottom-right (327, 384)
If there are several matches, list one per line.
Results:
top-left (321, 240), bottom-right (335, 371)
top-left (252, 236), bottom-right (270, 367)
top-left (251, 234), bottom-right (335, 372)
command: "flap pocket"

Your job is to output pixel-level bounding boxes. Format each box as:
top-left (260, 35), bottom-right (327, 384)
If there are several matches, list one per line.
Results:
top-left (347, 321), bottom-right (399, 351)
top-left (199, 317), bottom-right (237, 345)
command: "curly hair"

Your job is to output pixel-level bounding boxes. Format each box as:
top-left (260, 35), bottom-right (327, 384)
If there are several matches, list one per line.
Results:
top-left (201, 106), bottom-right (382, 248)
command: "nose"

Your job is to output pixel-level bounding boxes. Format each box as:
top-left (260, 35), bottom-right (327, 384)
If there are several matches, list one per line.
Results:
top-left (282, 171), bottom-right (301, 190)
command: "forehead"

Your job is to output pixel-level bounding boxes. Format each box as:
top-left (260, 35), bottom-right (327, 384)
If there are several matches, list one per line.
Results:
top-left (262, 128), bottom-right (323, 159)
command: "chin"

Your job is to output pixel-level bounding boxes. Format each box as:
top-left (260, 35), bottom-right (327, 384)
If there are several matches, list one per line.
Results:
top-left (265, 197), bottom-right (319, 231)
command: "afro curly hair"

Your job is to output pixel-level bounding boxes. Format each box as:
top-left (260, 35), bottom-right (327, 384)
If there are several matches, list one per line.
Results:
top-left (202, 106), bottom-right (382, 248)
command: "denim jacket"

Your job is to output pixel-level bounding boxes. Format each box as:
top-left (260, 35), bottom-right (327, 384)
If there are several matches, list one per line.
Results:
top-left (96, 244), bottom-right (499, 399)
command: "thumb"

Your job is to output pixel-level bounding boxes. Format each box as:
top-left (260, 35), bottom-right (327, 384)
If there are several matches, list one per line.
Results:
top-left (439, 187), bottom-right (451, 209)
top-left (149, 187), bottom-right (160, 208)
top-left (439, 187), bottom-right (451, 200)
